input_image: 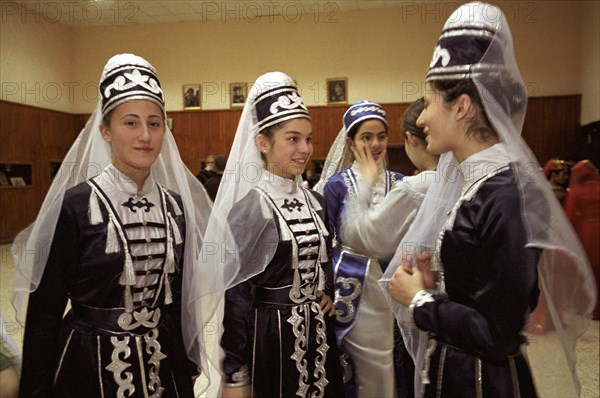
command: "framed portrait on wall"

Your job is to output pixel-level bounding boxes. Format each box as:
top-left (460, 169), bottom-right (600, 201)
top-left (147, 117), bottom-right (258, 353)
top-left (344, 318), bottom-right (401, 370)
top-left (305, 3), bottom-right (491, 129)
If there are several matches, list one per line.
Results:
top-left (230, 82), bottom-right (247, 108)
top-left (183, 84), bottom-right (201, 110)
top-left (326, 78), bottom-right (348, 105)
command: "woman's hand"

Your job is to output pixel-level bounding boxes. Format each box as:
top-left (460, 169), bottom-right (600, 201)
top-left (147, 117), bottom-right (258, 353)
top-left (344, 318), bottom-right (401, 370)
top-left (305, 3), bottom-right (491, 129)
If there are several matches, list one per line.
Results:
top-left (0, 366), bottom-right (19, 398)
top-left (317, 291), bottom-right (336, 317)
top-left (221, 385), bottom-right (252, 398)
top-left (415, 252), bottom-right (437, 289)
top-left (390, 265), bottom-right (425, 306)
top-left (350, 142), bottom-right (380, 187)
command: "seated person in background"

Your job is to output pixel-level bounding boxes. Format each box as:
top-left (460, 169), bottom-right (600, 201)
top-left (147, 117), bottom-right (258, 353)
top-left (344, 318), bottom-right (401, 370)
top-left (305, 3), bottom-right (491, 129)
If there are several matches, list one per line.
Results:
top-left (197, 154), bottom-right (217, 184)
top-left (204, 154), bottom-right (227, 202)
top-left (544, 158), bottom-right (569, 205)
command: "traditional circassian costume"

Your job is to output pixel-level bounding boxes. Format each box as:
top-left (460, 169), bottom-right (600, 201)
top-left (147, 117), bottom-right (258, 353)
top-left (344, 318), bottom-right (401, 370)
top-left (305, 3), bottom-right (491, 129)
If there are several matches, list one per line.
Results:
top-left (13, 54), bottom-right (214, 397)
top-left (319, 101), bottom-right (407, 397)
top-left (198, 72), bottom-right (344, 397)
top-left (379, 3), bottom-right (597, 397)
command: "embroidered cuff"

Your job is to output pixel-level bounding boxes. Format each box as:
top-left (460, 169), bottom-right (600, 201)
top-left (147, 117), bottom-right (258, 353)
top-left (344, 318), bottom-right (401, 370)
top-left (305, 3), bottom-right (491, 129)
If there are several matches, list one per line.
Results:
top-left (223, 364), bottom-right (251, 387)
top-left (408, 290), bottom-right (434, 322)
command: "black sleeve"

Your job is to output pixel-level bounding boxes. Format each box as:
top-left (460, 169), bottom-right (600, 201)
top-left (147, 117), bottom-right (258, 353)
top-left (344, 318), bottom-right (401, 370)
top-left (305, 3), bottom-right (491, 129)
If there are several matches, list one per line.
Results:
top-left (221, 281), bottom-right (254, 384)
top-left (321, 194), bottom-right (335, 298)
top-left (19, 203), bottom-right (76, 397)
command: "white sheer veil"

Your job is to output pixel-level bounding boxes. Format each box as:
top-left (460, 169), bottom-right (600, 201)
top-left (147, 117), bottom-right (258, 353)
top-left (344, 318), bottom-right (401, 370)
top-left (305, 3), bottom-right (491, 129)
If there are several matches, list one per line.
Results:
top-left (11, 54), bottom-right (215, 393)
top-left (378, 3), bottom-right (596, 396)
top-left (313, 126), bottom-right (352, 194)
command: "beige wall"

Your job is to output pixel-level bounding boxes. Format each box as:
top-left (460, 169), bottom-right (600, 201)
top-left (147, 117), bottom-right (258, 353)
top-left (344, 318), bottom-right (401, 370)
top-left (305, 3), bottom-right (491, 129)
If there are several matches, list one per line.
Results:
top-left (1, 2), bottom-right (73, 112)
top-left (580, 0), bottom-right (600, 125)
top-left (1, 1), bottom-right (598, 122)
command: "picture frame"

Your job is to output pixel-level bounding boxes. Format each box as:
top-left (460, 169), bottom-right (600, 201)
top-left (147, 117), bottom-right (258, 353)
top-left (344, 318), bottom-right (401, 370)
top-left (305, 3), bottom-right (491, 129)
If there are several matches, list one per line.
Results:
top-left (326, 78), bottom-right (348, 105)
top-left (183, 84), bottom-right (201, 110)
top-left (230, 82), bottom-right (248, 108)
top-left (9, 176), bottom-right (26, 186)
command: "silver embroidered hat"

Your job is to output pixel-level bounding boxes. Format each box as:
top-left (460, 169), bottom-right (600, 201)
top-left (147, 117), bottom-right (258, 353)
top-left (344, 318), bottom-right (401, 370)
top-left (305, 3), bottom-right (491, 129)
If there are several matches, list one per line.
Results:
top-left (426, 1), bottom-right (502, 81)
top-left (99, 54), bottom-right (165, 118)
top-left (252, 74), bottom-right (311, 132)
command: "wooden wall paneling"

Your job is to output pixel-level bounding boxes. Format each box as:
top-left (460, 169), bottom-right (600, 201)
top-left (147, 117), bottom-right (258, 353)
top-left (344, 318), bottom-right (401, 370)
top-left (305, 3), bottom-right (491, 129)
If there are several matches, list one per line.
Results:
top-left (1, 101), bottom-right (81, 242)
top-left (522, 95), bottom-right (582, 165)
top-left (1, 101), bottom-right (39, 242)
top-left (0, 101), bottom-right (38, 161)
top-left (39, 108), bottom-right (79, 190)
top-left (309, 105), bottom-right (347, 159)
top-left (0, 96), bottom-right (583, 243)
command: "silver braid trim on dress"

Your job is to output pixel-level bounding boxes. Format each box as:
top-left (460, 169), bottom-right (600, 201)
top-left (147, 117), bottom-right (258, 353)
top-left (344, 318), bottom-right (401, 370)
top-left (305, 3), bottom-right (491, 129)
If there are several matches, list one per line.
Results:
top-left (311, 302), bottom-right (329, 398)
top-left (334, 277), bottom-right (362, 324)
top-left (117, 307), bottom-right (161, 331)
top-left (106, 336), bottom-right (135, 398)
top-left (288, 304), bottom-right (310, 397)
top-left (145, 328), bottom-right (167, 397)
top-left (287, 302), bottom-right (330, 398)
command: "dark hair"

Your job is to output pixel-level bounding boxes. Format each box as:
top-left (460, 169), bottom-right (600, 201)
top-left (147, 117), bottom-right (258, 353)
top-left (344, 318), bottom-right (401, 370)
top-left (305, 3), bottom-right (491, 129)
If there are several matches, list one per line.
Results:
top-left (102, 110), bottom-right (113, 127)
top-left (257, 122), bottom-right (284, 161)
top-left (402, 98), bottom-right (425, 140)
top-left (430, 79), bottom-right (496, 141)
top-left (214, 155), bottom-right (227, 172)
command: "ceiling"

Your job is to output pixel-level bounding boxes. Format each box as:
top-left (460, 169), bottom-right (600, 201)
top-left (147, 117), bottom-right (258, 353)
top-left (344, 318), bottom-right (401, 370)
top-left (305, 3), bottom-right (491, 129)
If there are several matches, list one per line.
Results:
top-left (17, 0), bottom-right (405, 27)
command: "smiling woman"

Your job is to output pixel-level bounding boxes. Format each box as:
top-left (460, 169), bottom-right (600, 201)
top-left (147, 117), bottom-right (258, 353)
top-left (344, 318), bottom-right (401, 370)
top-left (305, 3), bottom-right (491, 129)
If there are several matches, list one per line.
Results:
top-left (99, 100), bottom-right (166, 189)
top-left (12, 53), bottom-right (215, 398)
top-left (319, 100), bottom-right (407, 397)
top-left (194, 71), bottom-right (344, 397)
top-left (256, 118), bottom-right (313, 180)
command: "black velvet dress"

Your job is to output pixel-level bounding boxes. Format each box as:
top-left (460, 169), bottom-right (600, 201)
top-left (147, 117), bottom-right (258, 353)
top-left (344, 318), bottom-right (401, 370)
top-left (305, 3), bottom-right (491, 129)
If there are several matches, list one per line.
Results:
top-left (221, 173), bottom-right (344, 398)
top-left (414, 166), bottom-right (540, 398)
top-left (19, 167), bottom-right (195, 398)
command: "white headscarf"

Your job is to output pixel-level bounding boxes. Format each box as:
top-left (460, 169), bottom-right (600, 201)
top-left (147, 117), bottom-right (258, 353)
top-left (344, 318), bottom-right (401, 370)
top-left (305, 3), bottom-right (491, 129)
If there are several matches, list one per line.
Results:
top-left (11, 53), bottom-right (216, 392)
top-left (379, 3), bottom-right (596, 396)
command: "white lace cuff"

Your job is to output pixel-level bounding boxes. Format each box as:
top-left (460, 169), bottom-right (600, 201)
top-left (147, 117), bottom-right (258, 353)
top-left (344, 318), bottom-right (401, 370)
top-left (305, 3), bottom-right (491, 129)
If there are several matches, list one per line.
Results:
top-left (408, 290), bottom-right (434, 322)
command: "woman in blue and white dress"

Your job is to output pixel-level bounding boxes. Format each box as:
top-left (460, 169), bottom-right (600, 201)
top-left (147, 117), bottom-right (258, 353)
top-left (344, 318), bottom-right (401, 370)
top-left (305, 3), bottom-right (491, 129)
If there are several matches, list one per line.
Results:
top-left (318, 101), bottom-right (405, 398)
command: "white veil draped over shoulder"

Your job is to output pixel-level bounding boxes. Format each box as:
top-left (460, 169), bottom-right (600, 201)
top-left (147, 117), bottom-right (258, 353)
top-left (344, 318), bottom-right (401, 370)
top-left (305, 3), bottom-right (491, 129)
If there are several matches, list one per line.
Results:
top-left (11, 53), bottom-right (215, 394)
top-left (378, 3), bottom-right (596, 396)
